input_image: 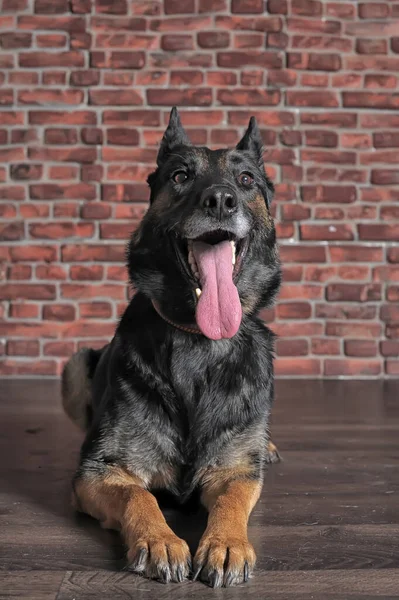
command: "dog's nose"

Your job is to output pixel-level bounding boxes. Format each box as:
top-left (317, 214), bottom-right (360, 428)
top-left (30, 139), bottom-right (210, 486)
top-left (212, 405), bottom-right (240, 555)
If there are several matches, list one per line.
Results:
top-left (200, 186), bottom-right (238, 220)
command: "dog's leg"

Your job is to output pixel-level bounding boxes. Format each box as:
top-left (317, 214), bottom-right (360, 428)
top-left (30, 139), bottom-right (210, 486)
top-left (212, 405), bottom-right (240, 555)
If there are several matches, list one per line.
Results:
top-left (193, 471), bottom-right (261, 588)
top-left (73, 468), bottom-right (191, 583)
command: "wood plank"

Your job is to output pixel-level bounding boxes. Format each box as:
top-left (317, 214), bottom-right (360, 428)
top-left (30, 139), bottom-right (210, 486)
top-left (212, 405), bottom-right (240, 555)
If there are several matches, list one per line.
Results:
top-left (0, 571), bottom-right (64, 600)
top-left (56, 569), bottom-right (399, 599)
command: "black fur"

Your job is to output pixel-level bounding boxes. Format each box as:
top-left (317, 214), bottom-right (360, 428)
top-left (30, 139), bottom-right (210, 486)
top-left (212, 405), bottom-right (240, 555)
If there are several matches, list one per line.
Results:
top-left (66, 108), bottom-right (281, 581)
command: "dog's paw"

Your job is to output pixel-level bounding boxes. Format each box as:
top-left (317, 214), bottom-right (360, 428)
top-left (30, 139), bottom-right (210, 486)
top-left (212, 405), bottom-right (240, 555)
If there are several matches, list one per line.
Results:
top-left (127, 532), bottom-right (191, 583)
top-left (193, 535), bottom-right (256, 587)
top-left (265, 440), bottom-right (281, 464)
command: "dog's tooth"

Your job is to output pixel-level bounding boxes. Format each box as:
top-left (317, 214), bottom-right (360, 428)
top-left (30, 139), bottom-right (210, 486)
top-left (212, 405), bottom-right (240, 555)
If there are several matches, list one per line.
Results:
top-left (231, 240), bottom-right (236, 265)
top-left (195, 288), bottom-right (202, 298)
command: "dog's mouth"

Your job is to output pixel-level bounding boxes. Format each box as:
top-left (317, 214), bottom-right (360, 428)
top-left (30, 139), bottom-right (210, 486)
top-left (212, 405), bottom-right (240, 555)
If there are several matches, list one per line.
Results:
top-left (177, 230), bottom-right (248, 341)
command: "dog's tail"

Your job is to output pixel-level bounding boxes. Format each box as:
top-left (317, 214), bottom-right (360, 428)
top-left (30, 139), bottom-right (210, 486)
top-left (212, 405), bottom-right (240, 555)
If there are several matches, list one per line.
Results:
top-left (61, 347), bottom-right (103, 431)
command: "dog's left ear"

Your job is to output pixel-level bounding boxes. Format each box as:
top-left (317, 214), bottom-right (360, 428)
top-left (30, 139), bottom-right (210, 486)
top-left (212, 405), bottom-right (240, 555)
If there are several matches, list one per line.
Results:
top-left (157, 106), bottom-right (191, 166)
top-left (236, 117), bottom-right (264, 167)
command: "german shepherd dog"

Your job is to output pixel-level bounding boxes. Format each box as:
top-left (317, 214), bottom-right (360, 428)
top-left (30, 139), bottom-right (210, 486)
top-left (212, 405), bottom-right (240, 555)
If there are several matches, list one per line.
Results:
top-left (62, 108), bottom-right (281, 588)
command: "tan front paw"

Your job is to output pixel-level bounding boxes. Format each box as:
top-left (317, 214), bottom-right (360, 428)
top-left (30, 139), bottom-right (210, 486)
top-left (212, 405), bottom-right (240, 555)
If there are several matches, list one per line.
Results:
top-left (127, 531), bottom-right (191, 583)
top-left (193, 534), bottom-right (256, 587)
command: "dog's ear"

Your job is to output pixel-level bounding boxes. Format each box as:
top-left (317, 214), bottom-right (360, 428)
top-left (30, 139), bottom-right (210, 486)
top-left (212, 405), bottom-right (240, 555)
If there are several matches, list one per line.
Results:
top-left (236, 117), bottom-right (264, 166)
top-left (237, 117), bottom-right (273, 207)
top-left (157, 107), bottom-right (191, 165)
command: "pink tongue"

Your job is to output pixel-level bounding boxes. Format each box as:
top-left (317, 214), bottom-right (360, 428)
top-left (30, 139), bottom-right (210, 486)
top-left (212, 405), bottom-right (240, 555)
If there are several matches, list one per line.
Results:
top-left (192, 240), bottom-right (242, 340)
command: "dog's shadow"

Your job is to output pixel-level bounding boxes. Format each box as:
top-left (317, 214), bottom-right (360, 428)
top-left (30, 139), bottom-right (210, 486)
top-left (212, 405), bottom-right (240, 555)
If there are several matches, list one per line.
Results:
top-left (1, 380), bottom-right (207, 571)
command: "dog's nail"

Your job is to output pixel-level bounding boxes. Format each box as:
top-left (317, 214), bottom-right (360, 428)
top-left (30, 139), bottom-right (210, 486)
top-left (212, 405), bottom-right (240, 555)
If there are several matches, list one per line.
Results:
top-left (195, 287), bottom-right (202, 298)
top-left (244, 561), bottom-right (249, 582)
top-left (192, 565), bottom-right (202, 581)
top-left (176, 566), bottom-right (184, 582)
top-left (225, 572), bottom-right (234, 587)
top-left (210, 570), bottom-right (222, 588)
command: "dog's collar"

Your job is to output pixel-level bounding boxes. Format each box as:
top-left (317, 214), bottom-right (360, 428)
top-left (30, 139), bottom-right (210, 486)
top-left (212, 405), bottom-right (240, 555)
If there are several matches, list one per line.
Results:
top-left (152, 300), bottom-right (202, 335)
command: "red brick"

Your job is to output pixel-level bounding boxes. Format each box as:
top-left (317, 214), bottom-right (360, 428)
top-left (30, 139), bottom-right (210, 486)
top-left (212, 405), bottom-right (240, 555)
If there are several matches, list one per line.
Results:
top-left (364, 74), bottom-right (397, 89)
top-left (371, 170), bottom-right (399, 186)
top-left (10, 303), bottom-right (40, 319)
top-left (312, 338), bottom-right (341, 356)
top-left (30, 183), bottom-right (95, 200)
top-left (7, 265), bottom-right (32, 281)
top-left (267, 0), bottom-right (287, 13)
top-left (36, 265), bottom-right (67, 280)
top-left (36, 34), bottom-right (67, 47)
top-left (231, 0), bottom-right (263, 12)
top-left (81, 203), bottom-right (112, 220)
top-left (19, 51), bottom-right (84, 68)
top-left (161, 34), bottom-right (193, 51)
top-left (277, 302), bottom-right (311, 319)
top-left (276, 339), bottom-right (308, 356)
top-left (43, 341), bottom-right (75, 356)
top-left (301, 185), bottom-right (356, 204)
top-left (70, 265), bottom-right (104, 281)
top-left (267, 32), bottom-right (289, 49)
top-left (29, 222), bottom-right (94, 239)
top-left (34, 0), bottom-right (69, 12)
top-left (327, 283), bottom-right (381, 302)
top-left (79, 302), bottom-right (112, 318)
top-left (61, 244), bottom-right (125, 262)
top-left (28, 147), bottom-right (96, 163)
top-left (358, 2), bottom-right (389, 19)
top-left (275, 358), bottom-right (321, 376)
top-left (43, 303), bottom-right (75, 321)
top-left (356, 38), bottom-right (387, 54)
top-left (292, 0), bottom-right (322, 16)
top-left (326, 322), bottom-right (382, 338)
top-left (387, 286), bottom-right (399, 302)
top-left (387, 325), bottom-right (399, 340)
top-left (61, 283), bottom-right (126, 300)
top-left (171, 71), bottom-right (205, 86)
top-left (373, 132), bottom-right (399, 148)
top-left (0, 32), bottom-right (32, 49)
top-left (29, 110), bottom-right (96, 125)
top-left (70, 70), bottom-right (100, 86)
top-left (300, 224), bottom-right (354, 241)
top-left (287, 91), bottom-right (339, 107)
top-left (44, 128), bottom-right (78, 145)
top-left (343, 92), bottom-right (399, 111)
top-left (95, 0), bottom-right (128, 13)
top-left (89, 89), bottom-right (143, 106)
top-left (288, 52), bottom-right (341, 72)
top-left (330, 245), bottom-right (383, 263)
top-left (324, 359), bottom-right (381, 376)
top-left (10, 245), bottom-right (57, 263)
top-left (218, 51), bottom-right (282, 69)
top-left (380, 341), bottom-right (399, 357)
top-left (164, 0), bottom-right (195, 13)
top-left (198, 31), bottom-right (230, 49)
top-left (386, 360), bottom-right (399, 376)
top-left (359, 225), bottom-right (399, 242)
top-left (0, 222), bottom-right (24, 241)
top-left (0, 284), bottom-right (56, 301)
top-left (49, 166), bottom-right (79, 180)
top-left (7, 340), bottom-right (40, 357)
top-left (234, 33), bottom-right (263, 48)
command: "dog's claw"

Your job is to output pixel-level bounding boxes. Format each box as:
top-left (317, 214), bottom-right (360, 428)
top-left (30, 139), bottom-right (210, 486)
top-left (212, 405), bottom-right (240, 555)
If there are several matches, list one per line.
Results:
top-left (176, 566), bottom-right (184, 583)
top-left (210, 570), bottom-right (223, 588)
top-left (244, 561), bottom-right (249, 582)
top-left (192, 565), bottom-right (203, 582)
top-left (225, 572), bottom-right (234, 587)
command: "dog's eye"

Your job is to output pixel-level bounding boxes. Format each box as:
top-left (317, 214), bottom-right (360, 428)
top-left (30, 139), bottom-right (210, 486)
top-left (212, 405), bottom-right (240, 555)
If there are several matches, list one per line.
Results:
top-left (172, 171), bottom-right (188, 184)
top-left (238, 172), bottom-right (254, 188)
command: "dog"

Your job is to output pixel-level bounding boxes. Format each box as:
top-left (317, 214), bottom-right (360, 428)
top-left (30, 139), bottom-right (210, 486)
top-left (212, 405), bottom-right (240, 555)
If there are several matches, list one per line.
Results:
top-left (62, 107), bottom-right (281, 588)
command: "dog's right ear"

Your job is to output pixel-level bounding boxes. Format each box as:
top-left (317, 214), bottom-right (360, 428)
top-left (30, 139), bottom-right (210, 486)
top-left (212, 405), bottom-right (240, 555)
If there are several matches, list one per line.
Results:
top-left (157, 107), bottom-right (191, 166)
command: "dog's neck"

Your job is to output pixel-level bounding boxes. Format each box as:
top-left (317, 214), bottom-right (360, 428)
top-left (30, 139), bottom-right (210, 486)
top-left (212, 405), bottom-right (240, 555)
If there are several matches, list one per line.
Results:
top-left (151, 300), bottom-right (202, 336)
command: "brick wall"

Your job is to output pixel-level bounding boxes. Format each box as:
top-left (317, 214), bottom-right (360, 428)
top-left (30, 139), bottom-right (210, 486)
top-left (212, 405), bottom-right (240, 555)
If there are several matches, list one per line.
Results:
top-left (0, 0), bottom-right (398, 378)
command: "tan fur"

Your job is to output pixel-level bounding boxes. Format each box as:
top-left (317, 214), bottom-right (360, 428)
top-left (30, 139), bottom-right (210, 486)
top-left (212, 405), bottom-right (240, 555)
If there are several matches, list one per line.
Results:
top-left (194, 472), bottom-right (262, 583)
top-left (74, 467), bottom-right (191, 580)
top-left (61, 348), bottom-right (92, 431)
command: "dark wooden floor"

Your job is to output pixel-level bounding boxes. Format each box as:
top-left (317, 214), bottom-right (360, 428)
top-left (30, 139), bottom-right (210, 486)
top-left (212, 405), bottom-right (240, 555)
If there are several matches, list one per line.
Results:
top-left (1, 380), bottom-right (399, 599)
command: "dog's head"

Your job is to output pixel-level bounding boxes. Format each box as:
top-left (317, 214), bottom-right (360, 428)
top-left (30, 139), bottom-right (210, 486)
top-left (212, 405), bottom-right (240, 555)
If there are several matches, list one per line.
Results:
top-left (128, 107), bottom-right (281, 340)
